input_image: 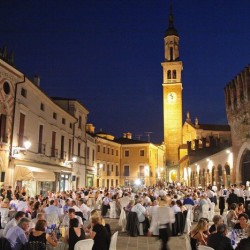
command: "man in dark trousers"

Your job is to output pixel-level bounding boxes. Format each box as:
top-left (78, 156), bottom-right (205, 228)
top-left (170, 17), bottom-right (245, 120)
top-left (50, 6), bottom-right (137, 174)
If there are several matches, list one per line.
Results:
top-left (147, 206), bottom-right (175, 250)
top-left (227, 189), bottom-right (239, 210)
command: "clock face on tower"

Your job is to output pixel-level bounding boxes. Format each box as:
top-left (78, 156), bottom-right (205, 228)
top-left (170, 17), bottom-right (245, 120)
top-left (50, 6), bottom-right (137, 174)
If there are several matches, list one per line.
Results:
top-left (167, 92), bottom-right (177, 103)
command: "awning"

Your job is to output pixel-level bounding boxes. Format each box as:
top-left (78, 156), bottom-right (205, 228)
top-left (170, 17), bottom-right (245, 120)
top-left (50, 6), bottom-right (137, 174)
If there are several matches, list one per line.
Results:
top-left (14, 166), bottom-right (55, 182)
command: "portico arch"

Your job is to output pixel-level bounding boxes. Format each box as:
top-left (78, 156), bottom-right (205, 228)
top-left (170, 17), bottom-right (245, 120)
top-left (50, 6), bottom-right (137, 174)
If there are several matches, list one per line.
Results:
top-left (240, 149), bottom-right (250, 186)
top-left (236, 142), bottom-right (250, 184)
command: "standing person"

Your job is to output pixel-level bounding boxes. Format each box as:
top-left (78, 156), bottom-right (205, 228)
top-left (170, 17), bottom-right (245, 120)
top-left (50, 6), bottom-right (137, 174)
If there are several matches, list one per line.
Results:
top-left (90, 214), bottom-right (110, 250)
top-left (5, 217), bottom-right (30, 250)
top-left (64, 218), bottom-right (85, 250)
top-left (227, 189), bottom-right (239, 210)
top-left (6, 186), bottom-right (12, 201)
top-left (219, 185), bottom-right (227, 215)
top-left (14, 186), bottom-right (20, 200)
top-left (148, 205), bottom-right (175, 250)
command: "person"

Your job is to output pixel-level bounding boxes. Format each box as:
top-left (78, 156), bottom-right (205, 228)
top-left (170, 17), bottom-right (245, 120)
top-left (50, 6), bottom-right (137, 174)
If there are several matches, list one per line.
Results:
top-left (207, 224), bottom-right (234, 250)
top-left (79, 198), bottom-right (91, 220)
top-left (3, 211), bottom-right (25, 237)
top-left (29, 219), bottom-right (57, 247)
top-left (226, 203), bottom-right (238, 228)
top-left (234, 213), bottom-right (249, 230)
top-left (131, 198), bottom-right (150, 234)
top-left (31, 201), bottom-right (42, 219)
top-left (64, 218), bottom-right (85, 250)
top-left (62, 208), bottom-right (83, 227)
top-left (148, 204), bottom-right (175, 250)
top-left (176, 200), bottom-right (187, 213)
top-left (209, 215), bottom-right (223, 234)
top-left (1, 198), bottom-right (10, 208)
top-left (30, 212), bottom-right (46, 229)
top-left (227, 189), bottom-right (239, 209)
top-left (190, 218), bottom-right (209, 250)
top-left (219, 185), bottom-right (227, 215)
top-left (236, 203), bottom-right (245, 216)
top-left (14, 186), bottom-right (20, 200)
top-left (90, 214), bottom-right (110, 250)
top-left (236, 224), bottom-right (250, 250)
top-left (183, 194), bottom-right (195, 206)
top-left (5, 217), bottom-right (30, 250)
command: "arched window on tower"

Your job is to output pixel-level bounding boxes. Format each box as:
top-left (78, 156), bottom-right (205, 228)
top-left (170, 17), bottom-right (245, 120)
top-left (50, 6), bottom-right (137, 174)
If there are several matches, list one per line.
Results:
top-left (173, 70), bottom-right (176, 79)
top-left (167, 70), bottom-right (171, 79)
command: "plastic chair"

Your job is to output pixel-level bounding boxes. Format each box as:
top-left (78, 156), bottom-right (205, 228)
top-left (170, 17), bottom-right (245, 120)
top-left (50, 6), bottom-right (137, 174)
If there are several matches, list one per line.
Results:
top-left (185, 235), bottom-right (192, 250)
top-left (109, 231), bottom-right (118, 250)
top-left (74, 239), bottom-right (94, 250)
top-left (184, 209), bottom-right (192, 234)
top-left (198, 245), bottom-right (214, 250)
top-left (0, 208), bottom-right (10, 228)
top-left (208, 202), bottom-right (215, 221)
top-left (199, 204), bottom-right (210, 220)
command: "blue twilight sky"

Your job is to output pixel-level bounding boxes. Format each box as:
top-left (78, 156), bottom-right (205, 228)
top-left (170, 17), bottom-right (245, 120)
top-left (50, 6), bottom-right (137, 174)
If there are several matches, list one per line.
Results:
top-left (0, 0), bottom-right (249, 143)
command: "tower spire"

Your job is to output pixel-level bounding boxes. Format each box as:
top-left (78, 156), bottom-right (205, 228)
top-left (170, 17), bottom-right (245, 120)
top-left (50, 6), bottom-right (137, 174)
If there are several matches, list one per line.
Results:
top-left (169, 2), bottom-right (174, 28)
top-left (165, 2), bottom-right (178, 37)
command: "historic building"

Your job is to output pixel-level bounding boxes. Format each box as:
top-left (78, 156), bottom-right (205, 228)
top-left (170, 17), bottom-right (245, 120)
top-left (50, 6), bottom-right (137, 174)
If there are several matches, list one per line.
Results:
top-left (86, 124), bottom-right (165, 188)
top-left (0, 46), bottom-right (93, 195)
top-left (161, 7), bottom-right (233, 187)
top-left (52, 98), bottom-right (92, 188)
top-left (225, 65), bottom-right (250, 185)
top-left (162, 6), bottom-right (183, 177)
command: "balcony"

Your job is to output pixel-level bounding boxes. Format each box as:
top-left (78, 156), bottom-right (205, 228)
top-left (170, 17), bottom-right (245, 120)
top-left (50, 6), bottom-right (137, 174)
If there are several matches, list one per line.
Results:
top-left (51, 148), bottom-right (58, 158)
top-left (60, 150), bottom-right (66, 160)
top-left (38, 143), bottom-right (46, 154)
top-left (0, 134), bottom-right (8, 143)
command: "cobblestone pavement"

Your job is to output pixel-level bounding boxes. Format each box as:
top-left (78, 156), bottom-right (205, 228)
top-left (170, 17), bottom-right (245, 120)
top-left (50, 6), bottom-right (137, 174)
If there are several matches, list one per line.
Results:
top-left (105, 218), bottom-right (186, 250)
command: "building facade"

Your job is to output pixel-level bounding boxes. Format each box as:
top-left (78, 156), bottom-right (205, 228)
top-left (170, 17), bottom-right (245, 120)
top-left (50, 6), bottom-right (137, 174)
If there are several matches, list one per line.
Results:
top-left (225, 65), bottom-right (250, 185)
top-left (162, 7), bottom-right (183, 167)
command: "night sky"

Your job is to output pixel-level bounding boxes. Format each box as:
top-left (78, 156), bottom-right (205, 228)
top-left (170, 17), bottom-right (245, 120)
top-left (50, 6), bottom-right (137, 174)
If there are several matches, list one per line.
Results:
top-left (0, 1), bottom-right (250, 143)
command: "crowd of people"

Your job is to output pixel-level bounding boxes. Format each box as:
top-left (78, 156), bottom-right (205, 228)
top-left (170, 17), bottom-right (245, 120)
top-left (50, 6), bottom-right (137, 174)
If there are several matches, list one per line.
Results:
top-left (0, 182), bottom-right (249, 250)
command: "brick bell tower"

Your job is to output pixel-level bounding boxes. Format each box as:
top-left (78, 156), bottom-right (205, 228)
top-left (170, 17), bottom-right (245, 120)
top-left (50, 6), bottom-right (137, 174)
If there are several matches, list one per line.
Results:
top-left (162, 4), bottom-right (183, 166)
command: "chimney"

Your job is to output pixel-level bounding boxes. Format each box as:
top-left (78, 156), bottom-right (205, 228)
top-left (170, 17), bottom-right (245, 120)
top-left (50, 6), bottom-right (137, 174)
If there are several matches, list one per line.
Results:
top-left (33, 75), bottom-right (40, 86)
top-left (126, 132), bottom-right (132, 139)
top-left (86, 124), bottom-right (95, 134)
top-left (194, 139), bottom-right (199, 150)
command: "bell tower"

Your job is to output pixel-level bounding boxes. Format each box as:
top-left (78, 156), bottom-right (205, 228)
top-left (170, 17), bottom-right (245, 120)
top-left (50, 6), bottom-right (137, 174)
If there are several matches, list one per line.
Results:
top-left (162, 5), bottom-right (183, 166)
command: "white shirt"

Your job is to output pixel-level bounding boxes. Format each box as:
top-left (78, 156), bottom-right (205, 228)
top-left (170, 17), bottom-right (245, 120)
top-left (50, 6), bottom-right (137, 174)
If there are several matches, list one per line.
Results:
top-left (131, 203), bottom-right (146, 222)
top-left (16, 200), bottom-right (28, 212)
top-left (3, 218), bottom-right (17, 237)
top-left (44, 205), bottom-right (60, 216)
top-left (62, 214), bottom-right (83, 227)
top-left (79, 203), bottom-right (91, 220)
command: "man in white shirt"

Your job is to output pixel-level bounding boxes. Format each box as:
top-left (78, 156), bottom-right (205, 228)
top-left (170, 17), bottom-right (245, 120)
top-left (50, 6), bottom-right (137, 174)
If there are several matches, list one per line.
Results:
top-left (16, 197), bottom-right (28, 212)
top-left (62, 208), bottom-right (83, 227)
top-left (3, 211), bottom-right (25, 237)
top-left (71, 200), bottom-right (81, 212)
top-left (79, 199), bottom-right (90, 220)
top-left (6, 217), bottom-right (30, 250)
top-left (44, 199), bottom-right (61, 216)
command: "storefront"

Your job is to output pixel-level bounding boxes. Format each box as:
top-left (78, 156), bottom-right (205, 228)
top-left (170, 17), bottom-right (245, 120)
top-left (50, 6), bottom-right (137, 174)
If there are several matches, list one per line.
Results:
top-left (14, 166), bottom-right (55, 197)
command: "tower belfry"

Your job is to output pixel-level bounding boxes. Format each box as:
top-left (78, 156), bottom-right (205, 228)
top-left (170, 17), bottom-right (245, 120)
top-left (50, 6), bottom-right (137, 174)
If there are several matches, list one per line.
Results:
top-left (162, 4), bottom-right (183, 166)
